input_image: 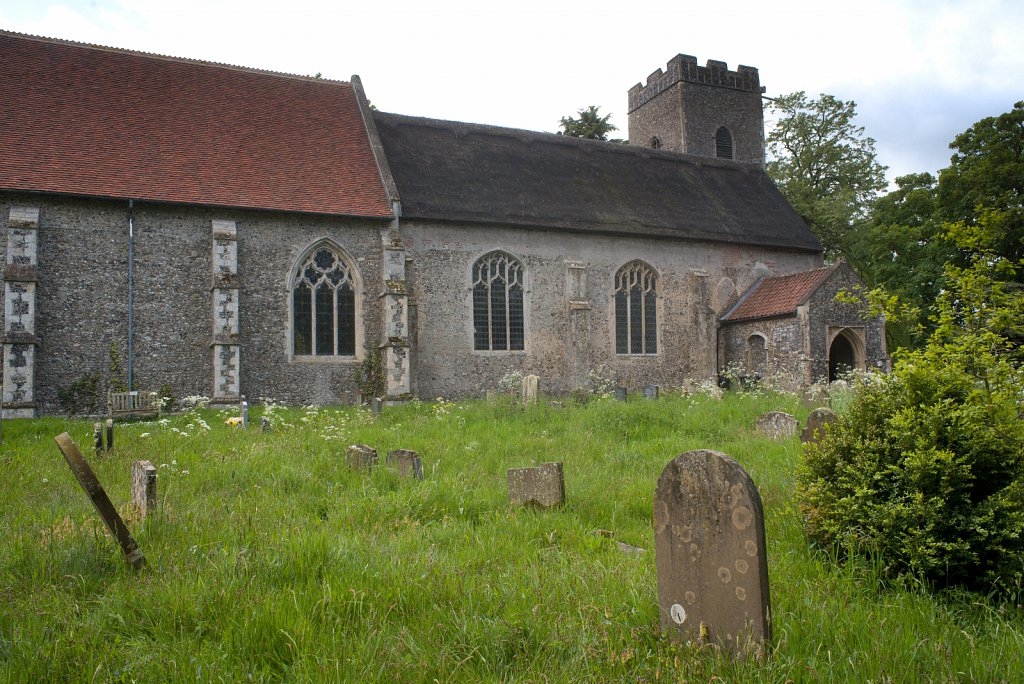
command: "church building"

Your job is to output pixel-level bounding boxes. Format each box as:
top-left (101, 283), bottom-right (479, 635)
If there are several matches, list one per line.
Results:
top-left (0, 32), bottom-right (887, 416)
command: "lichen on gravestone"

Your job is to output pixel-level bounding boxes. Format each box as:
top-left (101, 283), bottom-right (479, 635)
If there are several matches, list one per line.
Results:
top-left (653, 450), bottom-right (770, 656)
top-left (346, 444), bottom-right (378, 470)
top-left (507, 462), bottom-right (565, 508)
top-left (800, 407), bottom-right (838, 445)
top-left (755, 411), bottom-right (798, 439)
top-left (387, 449), bottom-right (423, 480)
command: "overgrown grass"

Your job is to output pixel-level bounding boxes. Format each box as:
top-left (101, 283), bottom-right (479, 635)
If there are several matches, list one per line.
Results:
top-left (1, 392), bottom-right (1021, 682)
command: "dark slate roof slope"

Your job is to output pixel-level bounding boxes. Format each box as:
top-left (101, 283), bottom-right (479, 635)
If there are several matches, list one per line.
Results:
top-left (0, 31), bottom-right (393, 218)
top-left (721, 264), bottom-right (839, 322)
top-left (374, 112), bottom-right (821, 251)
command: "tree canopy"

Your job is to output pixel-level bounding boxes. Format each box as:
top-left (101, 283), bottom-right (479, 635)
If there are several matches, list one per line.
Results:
top-left (766, 92), bottom-right (888, 260)
top-left (558, 105), bottom-right (619, 141)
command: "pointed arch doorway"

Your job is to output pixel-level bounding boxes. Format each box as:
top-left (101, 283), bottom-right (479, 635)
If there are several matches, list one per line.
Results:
top-left (828, 327), bottom-right (865, 382)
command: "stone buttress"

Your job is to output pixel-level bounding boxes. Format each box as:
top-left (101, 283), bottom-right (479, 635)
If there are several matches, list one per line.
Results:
top-left (381, 227), bottom-right (411, 399)
top-left (3, 206), bottom-right (40, 418)
top-left (211, 219), bottom-right (241, 403)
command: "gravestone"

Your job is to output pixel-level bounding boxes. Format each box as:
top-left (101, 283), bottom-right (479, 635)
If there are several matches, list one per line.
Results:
top-left (644, 384), bottom-right (660, 400)
top-left (260, 415), bottom-right (271, 432)
top-left (346, 444), bottom-right (378, 470)
top-left (800, 407), bottom-right (839, 445)
top-left (105, 418), bottom-right (114, 451)
top-left (756, 411), bottom-right (798, 439)
top-left (521, 375), bottom-right (539, 404)
top-left (387, 449), bottom-right (424, 480)
top-left (93, 421), bottom-right (103, 453)
top-left (653, 450), bottom-right (770, 655)
top-left (53, 433), bottom-right (146, 569)
top-left (507, 462), bottom-right (565, 508)
top-left (241, 401), bottom-right (249, 429)
top-left (371, 397), bottom-right (383, 415)
top-left (130, 460), bottom-right (157, 518)
top-left (615, 386), bottom-right (627, 402)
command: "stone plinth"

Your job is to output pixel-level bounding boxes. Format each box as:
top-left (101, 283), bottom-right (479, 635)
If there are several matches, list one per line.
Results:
top-left (507, 462), bottom-right (565, 508)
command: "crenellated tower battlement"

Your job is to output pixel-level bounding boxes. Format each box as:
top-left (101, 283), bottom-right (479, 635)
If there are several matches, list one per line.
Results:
top-left (628, 55), bottom-right (762, 114)
top-left (627, 54), bottom-right (766, 165)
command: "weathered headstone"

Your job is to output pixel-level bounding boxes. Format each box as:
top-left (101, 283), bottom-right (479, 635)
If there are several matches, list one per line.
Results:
top-left (800, 407), bottom-right (839, 445)
top-left (387, 449), bottom-right (424, 480)
top-left (521, 375), bottom-right (539, 404)
top-left (260, 415), bottom-right (271, 432)
top-left (346, 444), bottom-right (378, 470)
top-left (93, 421), bottom-right (104, 453)
top-left (756, 411), bottom-right (798, 439)
top-left (653, 450), bottom-right (770, 655)
top-left (644, 384), bottom-right (660, 400)
top-left (241, 401), bottom-right (249, 429)
top-left (105, 418), bottom-right (114, 451)
top-left (53, 433), bottom-right (146, 569)
top-left (615, 386), bottom-right (628, 402)
top-left (371, 397), bottom-right (383, 415)
top-left (130, 460), bottom-right (157, 518)
top-left (507, 462), bottom-right (565, 508)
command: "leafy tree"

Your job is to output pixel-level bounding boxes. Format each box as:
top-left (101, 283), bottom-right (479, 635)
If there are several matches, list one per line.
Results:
top-left (766, 92), bottom-right (888, 260)
top-left (938, 101), bottom-right (1024, 265)
top-left (558, 105), bottom-right (619, 141)
top-left (799, 213), bottom-right (1024, 594)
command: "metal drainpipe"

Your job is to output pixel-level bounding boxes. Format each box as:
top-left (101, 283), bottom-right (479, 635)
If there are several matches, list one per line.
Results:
top-left (127, 199), bottom-right (134, 391)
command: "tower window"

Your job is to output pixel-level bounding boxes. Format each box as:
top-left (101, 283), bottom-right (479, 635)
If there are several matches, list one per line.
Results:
top-left (649, 136), bottom-right (661, 150)
top-left (715, 126), bottom-right (733, 159)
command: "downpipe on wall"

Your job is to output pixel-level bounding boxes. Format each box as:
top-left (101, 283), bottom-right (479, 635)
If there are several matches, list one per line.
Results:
top-left (127, 199), bottom-right (134, 390)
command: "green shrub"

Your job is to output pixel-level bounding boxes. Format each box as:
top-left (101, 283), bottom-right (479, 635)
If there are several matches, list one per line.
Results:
top-left (799, 216), bottom-right (1024, 593)
top-left (798, 364), bottom-right (1024, 592)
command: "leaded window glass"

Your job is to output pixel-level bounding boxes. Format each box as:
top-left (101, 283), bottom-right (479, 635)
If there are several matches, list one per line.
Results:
top-left (472, 251), bottom-right (524, 351)
top-left (614, 262), bottom-right (657, 355)
top-left (292, 246), bottom-right (356, 357)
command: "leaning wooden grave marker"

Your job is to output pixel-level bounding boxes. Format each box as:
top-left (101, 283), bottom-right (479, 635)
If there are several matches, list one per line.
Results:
top-left (653, 449), bottom-right (770, 655)
top-left (53, 432), bottom-right (146, 569)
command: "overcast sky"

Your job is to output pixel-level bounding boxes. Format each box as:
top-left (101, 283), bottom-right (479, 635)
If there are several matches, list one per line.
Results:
top-left (3, 0), bottom-right (1022, 184)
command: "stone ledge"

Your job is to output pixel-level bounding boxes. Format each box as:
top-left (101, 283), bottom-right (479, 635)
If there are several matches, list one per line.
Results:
top-left (2, 333), bottom-right (39, 345)
top-left (3, 264), bottom-right (37, 282)
top-left (210, 334), bottom-right (240, 346)
top-left (211, 274), bottom-right (240, 290)
top-left (2, 400), bottom-right (38, 409)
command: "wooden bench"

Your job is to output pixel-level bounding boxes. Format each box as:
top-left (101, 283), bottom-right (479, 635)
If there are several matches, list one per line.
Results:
top-left (108, 391), bottom-right (161, 419)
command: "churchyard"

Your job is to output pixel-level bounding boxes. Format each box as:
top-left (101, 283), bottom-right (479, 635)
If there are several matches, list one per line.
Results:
top-left (1, 390), bottom-right (1022, 681)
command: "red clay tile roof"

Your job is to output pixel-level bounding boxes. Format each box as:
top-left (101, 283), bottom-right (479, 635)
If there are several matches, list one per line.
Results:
top-left (721, 264), bottom-right (838, 321)
top-left (0, 32), bottom-right (393, 218)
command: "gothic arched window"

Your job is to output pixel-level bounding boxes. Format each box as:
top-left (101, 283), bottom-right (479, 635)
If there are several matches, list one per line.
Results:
top-left (715, 126), bottom-right (734, 159)
top-left (291, 244), bottom-right (358, 357)
top-left (472, 251), bottom-right (525, 351)
top-left (614, 261), bottom-right (658, 355)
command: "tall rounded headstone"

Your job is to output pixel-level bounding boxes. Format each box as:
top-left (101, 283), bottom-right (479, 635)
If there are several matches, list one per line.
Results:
top-left (653, 450), bottom-right (771, 655)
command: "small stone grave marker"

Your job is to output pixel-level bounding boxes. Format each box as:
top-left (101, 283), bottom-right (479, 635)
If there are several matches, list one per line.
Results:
top-left (130, 460), bottom-right (157, 518)
top-left (387, 449), bottom-right (424, 479)
top-left (615, 386), bottom-right (627, 402)
top-left (644, 384), bottom-right (660, 400)
top-left (260, 415), bottom-right (271, 432)
top-left (346, 444), bottom-right (378, 470)
top-left (241, 401), bottom-right (249, 429)
top-left (756, 411), bottom-right (798, 439)
top-left (105, 418), bottom-right (114, 451)
top-left (800, 407), bottom-right (838, 445)
top-left (521, 375), bottom-right (539, 404)
top-left (53, 433), bottom-right (146, 569)
top-left (507, 462), bottom-right (565, 508)
top-left (93, 421), bottom-right (104, 453)
top-left (371, 397), bottom-right (383, 415)
top-left (653, 449), bottom-right (770, 655)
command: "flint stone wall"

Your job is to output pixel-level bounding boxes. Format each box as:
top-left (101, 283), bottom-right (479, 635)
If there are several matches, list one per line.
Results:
top-left (0, 193), bottom-right (387, 412)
